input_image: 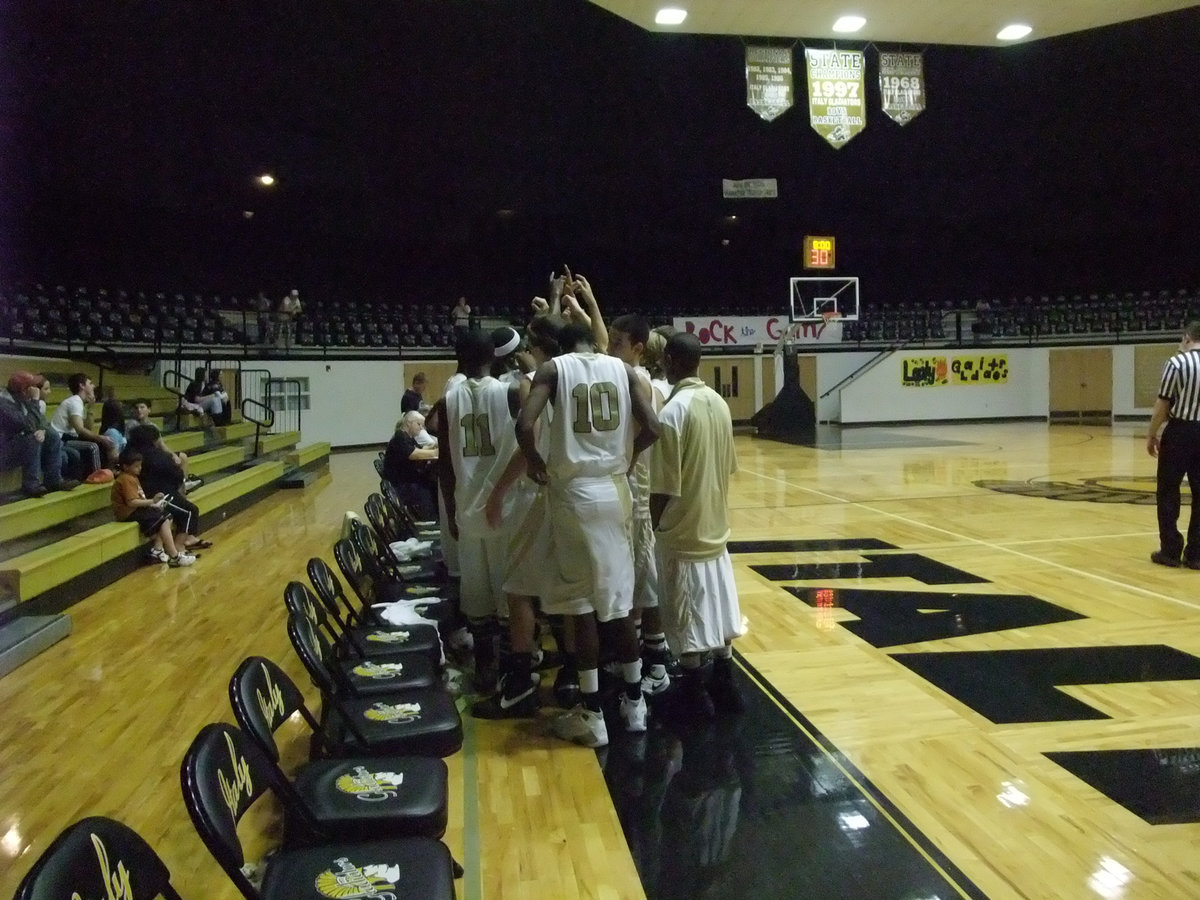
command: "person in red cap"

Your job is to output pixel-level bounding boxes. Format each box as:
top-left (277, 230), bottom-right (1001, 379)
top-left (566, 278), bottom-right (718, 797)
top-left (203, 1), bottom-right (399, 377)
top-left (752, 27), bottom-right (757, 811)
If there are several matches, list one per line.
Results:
top-left (0, 371), bottom-right (80, 497)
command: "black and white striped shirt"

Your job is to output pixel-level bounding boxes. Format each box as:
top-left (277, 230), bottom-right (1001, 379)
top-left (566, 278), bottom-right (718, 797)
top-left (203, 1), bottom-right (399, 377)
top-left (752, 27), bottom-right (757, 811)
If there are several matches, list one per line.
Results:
top-left (1159, 349), bottom-right (1200, 422)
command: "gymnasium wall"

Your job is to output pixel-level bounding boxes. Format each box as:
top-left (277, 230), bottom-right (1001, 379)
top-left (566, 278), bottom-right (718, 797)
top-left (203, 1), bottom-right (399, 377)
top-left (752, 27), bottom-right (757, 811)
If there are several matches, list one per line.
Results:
top-left (154, 341), bottom-right (1178, 447)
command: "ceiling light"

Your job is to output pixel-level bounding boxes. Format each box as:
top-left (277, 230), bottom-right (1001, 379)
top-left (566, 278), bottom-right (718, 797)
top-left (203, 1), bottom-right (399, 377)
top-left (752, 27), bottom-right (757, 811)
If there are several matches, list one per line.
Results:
top-left (996, 24), bottom-right (1032, 40)
top-left (256, 174), bottom-right (276, 186)
top-left (832, 15), bottom-right (866, 33)
top-left (655, 7), bottom-right (687, 26)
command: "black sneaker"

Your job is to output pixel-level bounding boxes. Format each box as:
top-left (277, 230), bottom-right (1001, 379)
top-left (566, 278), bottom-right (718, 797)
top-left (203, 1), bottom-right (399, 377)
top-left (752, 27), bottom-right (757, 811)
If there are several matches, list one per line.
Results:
top-left (1151, 550), bottom-right (1182, 568)
top-left (707, 674), bottom-right (746, 714)
top-left (471, 677), bottom-right (540, 719)
top-left (553, 667), bottom-right (581, 709)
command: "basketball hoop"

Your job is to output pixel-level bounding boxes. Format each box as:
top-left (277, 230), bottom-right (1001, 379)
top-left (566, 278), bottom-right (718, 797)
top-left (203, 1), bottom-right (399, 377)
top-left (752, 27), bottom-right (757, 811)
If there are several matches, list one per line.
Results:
top-left (820, 311), bottom-right (843, 324)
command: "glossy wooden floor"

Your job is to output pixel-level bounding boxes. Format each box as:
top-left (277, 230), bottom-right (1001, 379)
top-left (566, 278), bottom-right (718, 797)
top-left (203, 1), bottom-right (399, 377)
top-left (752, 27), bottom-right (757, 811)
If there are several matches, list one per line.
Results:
top-left (2, 422), bottom-right (1198, 899)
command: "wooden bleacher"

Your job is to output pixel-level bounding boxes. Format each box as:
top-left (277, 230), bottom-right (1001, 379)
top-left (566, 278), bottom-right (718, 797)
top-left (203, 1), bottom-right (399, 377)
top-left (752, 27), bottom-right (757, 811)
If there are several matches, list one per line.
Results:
top-left (0, 354), bottom-right (332, 677)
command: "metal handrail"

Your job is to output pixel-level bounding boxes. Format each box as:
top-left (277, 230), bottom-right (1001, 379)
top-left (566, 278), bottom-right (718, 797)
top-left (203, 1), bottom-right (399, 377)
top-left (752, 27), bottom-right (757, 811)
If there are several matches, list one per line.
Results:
top-left (264, 377), bottom-right (303, 435)
top-left (241, 397), bottom-right (274, 459)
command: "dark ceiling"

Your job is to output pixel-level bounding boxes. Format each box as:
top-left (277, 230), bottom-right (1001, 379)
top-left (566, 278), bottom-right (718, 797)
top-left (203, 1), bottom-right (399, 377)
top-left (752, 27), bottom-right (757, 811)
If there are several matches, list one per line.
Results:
top-left (2, 0), bottom-right (1197, 309)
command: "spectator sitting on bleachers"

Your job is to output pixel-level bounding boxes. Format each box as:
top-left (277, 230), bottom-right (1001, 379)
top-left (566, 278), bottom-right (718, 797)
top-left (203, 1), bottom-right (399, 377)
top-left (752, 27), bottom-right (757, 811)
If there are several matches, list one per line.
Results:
top-left (127, 424), bottom-right (210, 551)
top-left (130, 400), bottom-right (202, 492)
top-left (110, 447), bottom-right (195, 567)
top-left (182, 368), bottom-right (231, 425)
top-left (100, 398), bottom-right (129, 455)
top-left (50, 373), bottom-right (116, 476)
top-left (0, 371), bottom-right (80, 498)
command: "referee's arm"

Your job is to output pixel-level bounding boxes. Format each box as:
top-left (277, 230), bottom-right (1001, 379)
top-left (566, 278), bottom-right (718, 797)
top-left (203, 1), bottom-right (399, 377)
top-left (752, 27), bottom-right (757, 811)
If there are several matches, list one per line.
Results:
top-left (1147, 396), bottom-right (1172, 458)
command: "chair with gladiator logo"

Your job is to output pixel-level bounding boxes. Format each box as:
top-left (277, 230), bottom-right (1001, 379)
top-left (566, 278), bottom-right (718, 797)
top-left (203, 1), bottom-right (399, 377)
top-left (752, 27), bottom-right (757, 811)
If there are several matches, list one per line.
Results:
top-left (284, 597), bottom-right (438, 695)
top-left (181, 722), bottom-right (456, 899)
top-left (14, 816), bottom-right (183, 900)
top-left (333, 537), bottom-right (456, 626)
top-left (303, 561), bottom-right (443, 667)
top-left (283, 614), bottom-right (463, 759)
top-left (226, 657), bottom-right (452, 845)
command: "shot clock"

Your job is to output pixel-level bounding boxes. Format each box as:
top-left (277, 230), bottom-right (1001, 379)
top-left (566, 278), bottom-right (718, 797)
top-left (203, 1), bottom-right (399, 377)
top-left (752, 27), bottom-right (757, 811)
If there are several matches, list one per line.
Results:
top-left (803, 235), bottom-right (836, 269)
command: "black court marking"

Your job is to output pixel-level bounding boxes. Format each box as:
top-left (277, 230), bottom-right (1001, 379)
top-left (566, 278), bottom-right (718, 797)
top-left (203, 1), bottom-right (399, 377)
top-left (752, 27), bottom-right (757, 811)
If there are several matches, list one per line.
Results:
top-left (1045, 747), bottom-right (1200, 825)
top-left (785, 586), bottom-right (1087, 647)
top-left (974, 475), bottom-right (1183, 506)
top-left (598, 657), bottom-right (986, 899)
top-left (728, 538), bottom-right (899, 554)
top-left (752, 553), bottom-right (990, 586)
top-left (892, 646), bottom-right (1200, 724)
top-left (761, 425), bottom-right (977, 451)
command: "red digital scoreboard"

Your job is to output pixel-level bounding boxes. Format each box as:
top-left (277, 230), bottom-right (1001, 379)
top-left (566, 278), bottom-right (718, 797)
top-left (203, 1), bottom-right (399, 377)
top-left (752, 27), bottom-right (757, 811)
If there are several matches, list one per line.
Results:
top-left (803, 235), bottom-right (836, 269)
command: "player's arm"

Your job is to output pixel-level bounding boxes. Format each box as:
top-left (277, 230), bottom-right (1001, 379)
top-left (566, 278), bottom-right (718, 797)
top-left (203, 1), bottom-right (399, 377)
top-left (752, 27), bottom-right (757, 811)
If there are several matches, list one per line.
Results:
top-left (573, 274), bottom-right (608, 353)
top-left (627, 363), bottom-right (660, 458)
top-left (649, 494), bottom-right (670, 531)
top-left (517, 362), bottom-right (556, 484)
top-left (433, 399), bottom-right (457, 534)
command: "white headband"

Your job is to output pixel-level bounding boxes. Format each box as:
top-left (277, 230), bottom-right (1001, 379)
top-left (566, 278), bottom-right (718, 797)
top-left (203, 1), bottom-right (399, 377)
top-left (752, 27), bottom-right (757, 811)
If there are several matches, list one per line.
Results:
top-left (494, 330), bottom-right (520, 357)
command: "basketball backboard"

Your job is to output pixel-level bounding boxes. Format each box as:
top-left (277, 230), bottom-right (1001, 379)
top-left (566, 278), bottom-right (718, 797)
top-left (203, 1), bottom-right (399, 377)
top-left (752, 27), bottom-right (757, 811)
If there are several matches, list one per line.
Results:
top-left (790, 276), bottom-right (860, 322)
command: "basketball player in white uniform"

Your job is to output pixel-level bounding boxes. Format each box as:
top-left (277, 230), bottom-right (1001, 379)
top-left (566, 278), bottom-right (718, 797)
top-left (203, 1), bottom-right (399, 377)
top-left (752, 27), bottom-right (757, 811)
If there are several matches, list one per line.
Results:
top-left (518, 321), bottom-right (660, 747)
top-left (468, 317), bottom-right (567, 718)
top-left (607, 315), bottom-right (673, 695)
top-left (649, 332), bottom-right (744, 717)
top-left (436, 332), bottom-right (520, 694)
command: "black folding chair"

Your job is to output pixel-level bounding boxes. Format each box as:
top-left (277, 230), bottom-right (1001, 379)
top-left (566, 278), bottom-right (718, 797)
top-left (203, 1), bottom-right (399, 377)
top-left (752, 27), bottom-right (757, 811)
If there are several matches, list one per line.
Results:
top-left (287, 578), bottom-right (442, 666)
top-left (181, 722), bottom-right (456, 899)
top-left (14, 817), bottom-right (183, 900)
top-left (285, 617), bottom-right (463, 758)
top-left (349, 519), bottom-right (454, 601)
top-left (333, 537), bottom-right (455, 624)
top-left (227, 657), bottom-right (451, 843)
top-left (286, 605), bottom-right (438, 694)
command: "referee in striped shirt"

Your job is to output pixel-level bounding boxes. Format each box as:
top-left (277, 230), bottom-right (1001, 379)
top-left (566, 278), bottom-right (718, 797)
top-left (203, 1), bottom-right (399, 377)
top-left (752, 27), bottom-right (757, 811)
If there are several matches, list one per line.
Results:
top-left (1147, 320), bottom-right (1200, 568)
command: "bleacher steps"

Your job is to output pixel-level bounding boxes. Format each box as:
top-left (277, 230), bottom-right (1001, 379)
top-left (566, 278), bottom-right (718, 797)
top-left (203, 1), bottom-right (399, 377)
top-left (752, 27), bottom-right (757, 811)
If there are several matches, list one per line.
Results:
top-left (0, 614), bottom-right (72, 679)
top-left (0, 445), bottom-right (249, 543)
top-left (0, 461), bottom-right (286, 609)
top-left (254, 430), bottom-right (301, 456)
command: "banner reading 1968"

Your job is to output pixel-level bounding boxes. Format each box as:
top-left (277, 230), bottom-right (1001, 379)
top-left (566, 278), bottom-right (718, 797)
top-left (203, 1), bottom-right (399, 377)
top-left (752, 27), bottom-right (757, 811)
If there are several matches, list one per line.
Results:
top-left (878, 51), bottom-right (926, 125)
top-left (745, 46), bottom-right (793, 122)
top-left (805, 49), bottom-right (865, 149)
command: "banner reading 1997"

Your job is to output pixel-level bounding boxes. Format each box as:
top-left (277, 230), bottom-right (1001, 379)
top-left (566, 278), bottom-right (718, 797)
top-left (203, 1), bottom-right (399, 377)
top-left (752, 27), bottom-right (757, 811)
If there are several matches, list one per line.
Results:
top-left (805, 49), bottom-right (865, 149)
top-left (878, 51), bottom-right (925, 125)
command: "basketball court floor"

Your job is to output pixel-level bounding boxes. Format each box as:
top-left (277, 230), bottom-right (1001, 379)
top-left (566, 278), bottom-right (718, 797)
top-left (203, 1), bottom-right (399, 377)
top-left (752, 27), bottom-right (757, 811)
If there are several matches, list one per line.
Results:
top-left (2, 420), bottom-right (1197, 899)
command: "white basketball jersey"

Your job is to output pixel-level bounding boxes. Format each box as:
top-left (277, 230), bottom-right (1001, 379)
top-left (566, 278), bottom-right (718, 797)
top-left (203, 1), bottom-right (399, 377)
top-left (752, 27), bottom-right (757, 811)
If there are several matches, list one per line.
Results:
top-left (446, 376), bottom-right (517, 535)
top-left (548, 352), bottom-right (634, 481)
top-left (628, 366), bottom-right (653, 517)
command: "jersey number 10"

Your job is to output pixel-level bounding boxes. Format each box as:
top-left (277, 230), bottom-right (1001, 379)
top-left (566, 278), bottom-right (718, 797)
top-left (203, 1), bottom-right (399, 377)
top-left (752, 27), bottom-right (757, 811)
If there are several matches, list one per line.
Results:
top-left (571, 382), bottom-right (621, 434)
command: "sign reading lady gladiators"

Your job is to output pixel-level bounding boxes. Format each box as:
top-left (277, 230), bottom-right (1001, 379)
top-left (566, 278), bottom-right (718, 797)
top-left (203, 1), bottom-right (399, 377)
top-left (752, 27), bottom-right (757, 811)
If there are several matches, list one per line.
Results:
top-left (746, 46), bottom-right (793, 122)
top-left (805, 49), bottom-right (866, 148)
top-left (878, 51), bottom-right (926, 125)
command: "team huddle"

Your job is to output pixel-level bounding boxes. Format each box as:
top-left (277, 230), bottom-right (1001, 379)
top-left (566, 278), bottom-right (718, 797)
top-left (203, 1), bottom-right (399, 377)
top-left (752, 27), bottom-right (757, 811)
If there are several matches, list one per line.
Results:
top-left (428, 272), bottom-right (743, 747)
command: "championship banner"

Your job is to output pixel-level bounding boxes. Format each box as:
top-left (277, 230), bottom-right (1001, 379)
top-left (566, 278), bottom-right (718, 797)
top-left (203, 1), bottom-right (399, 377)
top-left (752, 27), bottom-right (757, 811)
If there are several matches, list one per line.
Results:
top-left (745, 46), bottom-right (793, 122)
top-left (878, 51), bottom-right (925, 125)
top-left (721, 178), bottom-right (778, 199)
top-left (805, 48), bottom-right (866, 148)
top-left (673, 315), bottom-right (842, 347)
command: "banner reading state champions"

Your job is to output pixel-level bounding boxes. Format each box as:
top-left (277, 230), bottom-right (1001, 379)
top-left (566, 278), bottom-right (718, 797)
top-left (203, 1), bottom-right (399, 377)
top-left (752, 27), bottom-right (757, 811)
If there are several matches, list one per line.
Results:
top-left (805, 48), bottom-right (866, 148)
top-left (878, 51), bottom-right (926, 125)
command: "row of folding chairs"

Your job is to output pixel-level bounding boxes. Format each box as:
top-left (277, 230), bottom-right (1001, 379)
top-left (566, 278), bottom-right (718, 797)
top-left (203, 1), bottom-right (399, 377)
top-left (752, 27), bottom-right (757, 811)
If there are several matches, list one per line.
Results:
top-left (15, 489), bottom-right (464, 899)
